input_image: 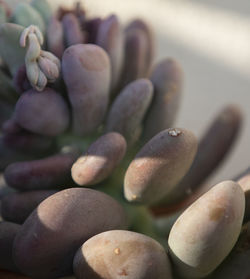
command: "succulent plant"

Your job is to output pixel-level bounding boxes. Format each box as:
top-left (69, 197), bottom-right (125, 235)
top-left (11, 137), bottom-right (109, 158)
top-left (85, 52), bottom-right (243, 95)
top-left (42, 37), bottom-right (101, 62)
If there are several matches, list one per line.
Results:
top-left (0, 0), bottom-right (248, 278)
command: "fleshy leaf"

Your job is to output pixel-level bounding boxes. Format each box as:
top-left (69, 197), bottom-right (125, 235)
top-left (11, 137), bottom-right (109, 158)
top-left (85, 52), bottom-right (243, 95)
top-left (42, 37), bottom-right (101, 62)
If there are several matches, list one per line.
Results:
top-left (30, 0), bottom-right (52, 24)
top-left (106, 78), bottom-right (153, 146)
top-left (96, 15), bottom-right (124, 91)
top-left (124, 128), bottom-right (197, 205)
top-left (11, 3), bottom-right (45, 34)
top-left (0, 23), bottom-right (26, 76)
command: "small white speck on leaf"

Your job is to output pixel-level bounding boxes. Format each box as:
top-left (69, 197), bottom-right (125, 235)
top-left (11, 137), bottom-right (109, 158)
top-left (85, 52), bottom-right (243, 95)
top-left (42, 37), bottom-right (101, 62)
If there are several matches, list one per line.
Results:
top-left (168, 128), bottom-right (182, 137)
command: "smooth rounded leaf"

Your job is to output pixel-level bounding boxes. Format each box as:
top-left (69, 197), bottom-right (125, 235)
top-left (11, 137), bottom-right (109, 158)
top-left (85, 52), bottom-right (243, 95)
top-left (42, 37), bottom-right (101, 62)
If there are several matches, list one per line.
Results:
top-left (14, 88), bottom-right (70, 136)
top-left (13, 188), bottom-right (128, 278)
top-left (124, 128), bottom-right (197, 205)
top-left (73, 230), bottom-right (172, 279)
top-left (168, 181), bottom-right (245, 278)
top-left (72, 132), bottom-right (127, 186)
top-left (62, 44), bottom-right (111, 136)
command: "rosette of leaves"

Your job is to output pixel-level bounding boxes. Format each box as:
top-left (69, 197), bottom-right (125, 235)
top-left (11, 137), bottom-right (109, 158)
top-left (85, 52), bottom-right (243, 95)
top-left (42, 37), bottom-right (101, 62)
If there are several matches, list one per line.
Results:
top-left (0, 1), bottom-right (248, 279)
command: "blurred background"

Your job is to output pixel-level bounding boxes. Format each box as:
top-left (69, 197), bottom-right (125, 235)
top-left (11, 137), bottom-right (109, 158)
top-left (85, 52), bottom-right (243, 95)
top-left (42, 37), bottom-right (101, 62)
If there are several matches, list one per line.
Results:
top-left (29, 0), bottom-right (250, 184)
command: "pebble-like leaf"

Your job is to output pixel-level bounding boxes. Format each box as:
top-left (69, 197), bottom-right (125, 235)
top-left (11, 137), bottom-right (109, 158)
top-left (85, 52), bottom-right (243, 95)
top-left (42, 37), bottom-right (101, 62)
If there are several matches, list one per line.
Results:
top-left (11, 3), bottom-right (45, 34)
top-left (124, 128), bottom-right (197, 205)
top-left (126, 19), bottom-right (154, 76)
top-left (14, 88), bottom-right (70, 136)
top-left (4, 150), bottom-right (78, 191)
top-left (62, 44), bottom-right (111, 136)
top-left (143, 58), bottom-right (183, 141)
top-left (72, 132), bottom-right (127, 186)
top-left (62, 13), bottom-right (86, 47)
top-left (161, 105), bottom-right (243, 207)
top-left (0, 23), bottom-right (26, 76)
top-left (30, 0), bottom-right (52, 24)
top-left (96, 15), bottom-right (124, 91)
top-left (46, 16), bottom-right (64, 59)
top-left (73, 230), bottom-right (172, 279)
top-left (106, 78), bottom-right (153, 146)
top-left (168, 181), bottom-right (245, 279)
top-left (13, 188), bottom-right (128, 278)
top-left (119, 27), bottom-right (148, 88)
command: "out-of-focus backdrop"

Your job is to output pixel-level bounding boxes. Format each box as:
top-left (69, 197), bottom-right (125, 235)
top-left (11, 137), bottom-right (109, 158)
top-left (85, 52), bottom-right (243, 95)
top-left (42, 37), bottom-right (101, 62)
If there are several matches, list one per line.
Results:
top-left (18, 0), bottom-right (250, 184)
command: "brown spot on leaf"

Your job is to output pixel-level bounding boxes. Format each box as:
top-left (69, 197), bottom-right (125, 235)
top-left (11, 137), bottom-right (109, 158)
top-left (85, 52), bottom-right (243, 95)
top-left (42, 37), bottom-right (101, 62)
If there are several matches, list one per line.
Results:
top-left (118, 269), bottom-right (128, 276)
top-left (104, 239), bottom-right (110, 245)
top-left (209, 207), bottom-right (225, 221)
